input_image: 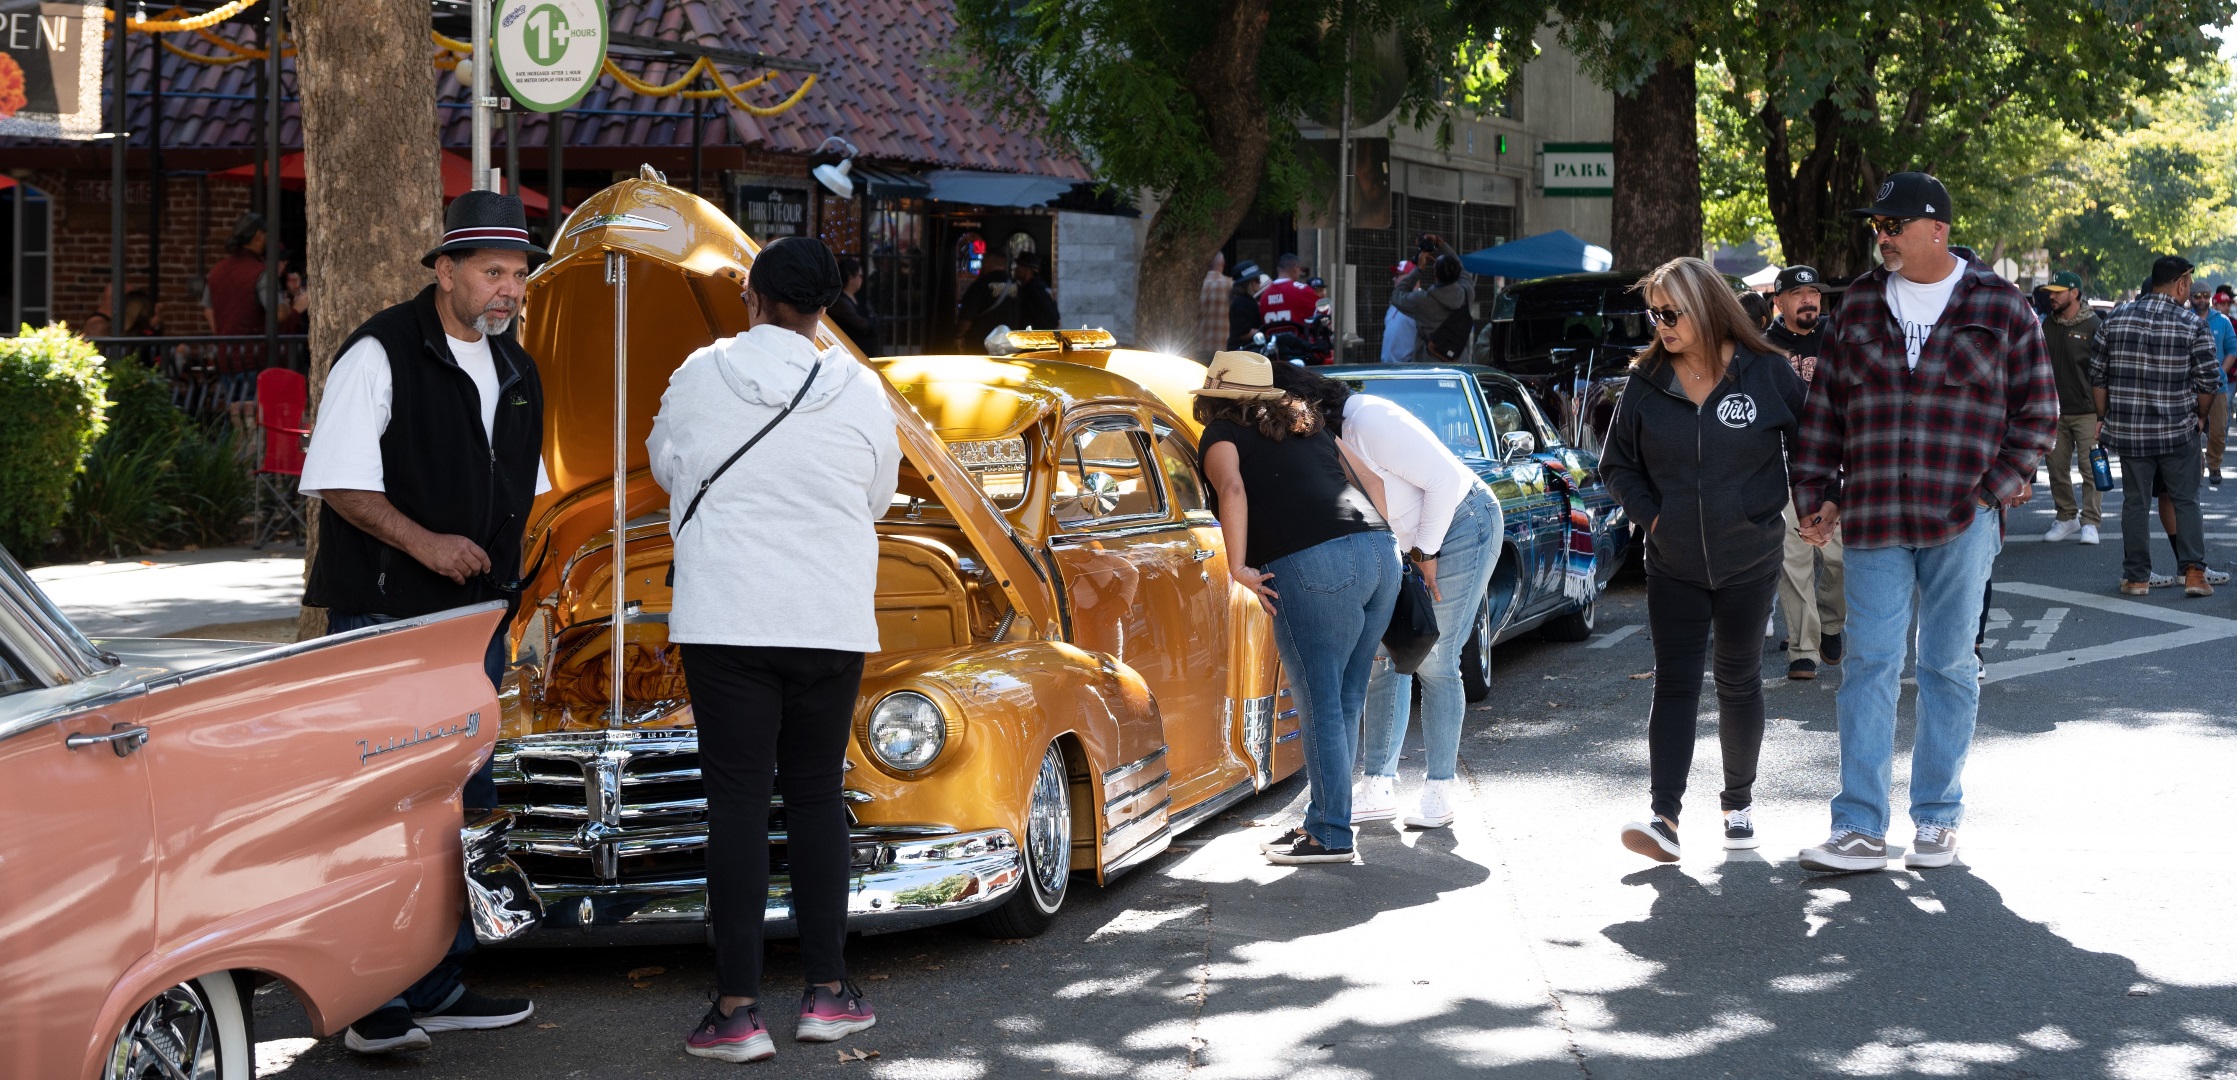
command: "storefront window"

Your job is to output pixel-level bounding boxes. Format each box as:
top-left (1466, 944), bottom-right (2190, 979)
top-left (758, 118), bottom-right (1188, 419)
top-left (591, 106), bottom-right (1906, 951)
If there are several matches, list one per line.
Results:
top-left (868, 198), bottom-right (928, 354)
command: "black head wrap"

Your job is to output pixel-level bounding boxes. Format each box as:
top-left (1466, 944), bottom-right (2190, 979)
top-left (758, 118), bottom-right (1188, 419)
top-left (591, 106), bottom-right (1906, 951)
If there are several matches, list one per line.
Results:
top-left (748, 236), bottom-right (845, 312)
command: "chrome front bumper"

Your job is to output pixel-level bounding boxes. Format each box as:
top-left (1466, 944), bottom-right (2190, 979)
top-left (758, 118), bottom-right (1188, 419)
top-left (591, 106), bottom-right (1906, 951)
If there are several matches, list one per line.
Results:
top-left (498, 828), bottom-right (1023, 946)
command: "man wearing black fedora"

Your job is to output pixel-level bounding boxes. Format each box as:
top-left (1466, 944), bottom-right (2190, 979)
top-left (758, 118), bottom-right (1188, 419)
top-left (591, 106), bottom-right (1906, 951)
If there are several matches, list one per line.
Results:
top-left (298, 189), bottom-right (549, 1054)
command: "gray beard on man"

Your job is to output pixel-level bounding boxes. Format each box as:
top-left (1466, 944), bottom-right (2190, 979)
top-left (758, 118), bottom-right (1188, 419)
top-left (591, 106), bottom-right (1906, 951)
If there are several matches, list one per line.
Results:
top-left (474, 312), bottom-right (514, 336)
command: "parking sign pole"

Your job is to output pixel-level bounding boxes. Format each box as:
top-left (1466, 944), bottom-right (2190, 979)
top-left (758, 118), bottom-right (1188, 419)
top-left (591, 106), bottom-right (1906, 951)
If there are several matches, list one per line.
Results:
top-left (472, 0), bottom-right (493, 190)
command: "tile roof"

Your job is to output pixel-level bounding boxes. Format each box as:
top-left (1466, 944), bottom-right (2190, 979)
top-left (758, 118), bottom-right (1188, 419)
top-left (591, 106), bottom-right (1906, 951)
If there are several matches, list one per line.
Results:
top-left (13, 0), bottom-right (1087, 178)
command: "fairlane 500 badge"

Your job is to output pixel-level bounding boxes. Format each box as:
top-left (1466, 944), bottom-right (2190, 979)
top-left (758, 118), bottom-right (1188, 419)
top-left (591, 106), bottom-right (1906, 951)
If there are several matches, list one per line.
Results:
top-left (359, 712), bottom-right (481, 765)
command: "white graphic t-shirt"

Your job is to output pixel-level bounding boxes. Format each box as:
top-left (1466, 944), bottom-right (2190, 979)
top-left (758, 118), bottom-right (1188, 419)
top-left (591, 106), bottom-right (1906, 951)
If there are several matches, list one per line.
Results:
top-left (1885, 260), bottom-right (1964, 370)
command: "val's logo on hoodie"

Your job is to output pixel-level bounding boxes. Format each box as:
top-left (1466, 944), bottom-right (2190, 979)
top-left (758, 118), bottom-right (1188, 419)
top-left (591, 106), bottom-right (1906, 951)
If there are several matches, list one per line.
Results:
top-left (1716, 393), bottom-right (1758, 429)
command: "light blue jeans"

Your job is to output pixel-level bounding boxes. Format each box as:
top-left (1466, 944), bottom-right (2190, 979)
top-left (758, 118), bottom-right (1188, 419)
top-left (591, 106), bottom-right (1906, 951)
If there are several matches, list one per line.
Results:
top-left (1362, 487), bottom-right (1502, 783)
top-left (1266, 530), bottom-right (1402, 849)
top-left (1830, 505), bottom-right (2001, 839)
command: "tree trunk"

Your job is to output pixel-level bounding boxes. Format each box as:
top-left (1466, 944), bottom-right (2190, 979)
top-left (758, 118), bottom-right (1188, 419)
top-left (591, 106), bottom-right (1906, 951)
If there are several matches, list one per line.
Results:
top-left (1132, 0), bottom-right (1273, 347)
top-left (290, 0), bottom-right (443, 640)
top-left (1761, 98), bottom-right (1880, 278)
top-left (1610, 55), bottom-right (1701, 270)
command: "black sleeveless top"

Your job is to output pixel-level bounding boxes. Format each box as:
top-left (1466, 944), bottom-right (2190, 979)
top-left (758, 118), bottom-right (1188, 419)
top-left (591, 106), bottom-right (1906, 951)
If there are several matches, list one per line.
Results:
top-left (1199, 419), bottom-right (1384, 569)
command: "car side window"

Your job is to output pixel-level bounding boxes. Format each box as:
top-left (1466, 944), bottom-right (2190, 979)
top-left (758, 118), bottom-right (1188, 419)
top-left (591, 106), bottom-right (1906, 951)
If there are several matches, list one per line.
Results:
top-left (1053, 422), bottom-right (1165, 527)
top-left (0, 646), bottom-right (30, 697)
top-left (1480, 379), bottom-right (1539, 444)
top-left (1153, 430), bottom-right (1208, 515)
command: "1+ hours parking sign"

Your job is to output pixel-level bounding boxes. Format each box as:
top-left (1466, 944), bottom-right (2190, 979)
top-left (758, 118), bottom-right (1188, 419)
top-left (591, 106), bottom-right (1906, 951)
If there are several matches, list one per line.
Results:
top-left (494, 0), bottom-right (607, 112)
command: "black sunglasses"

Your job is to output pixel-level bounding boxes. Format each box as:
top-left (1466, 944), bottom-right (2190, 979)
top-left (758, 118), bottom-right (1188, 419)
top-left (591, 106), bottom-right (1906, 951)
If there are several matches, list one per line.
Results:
top-left (1648, 307), bottom-right (1687, 328)
top-left (1867, 216), bottom-right (1923, 237)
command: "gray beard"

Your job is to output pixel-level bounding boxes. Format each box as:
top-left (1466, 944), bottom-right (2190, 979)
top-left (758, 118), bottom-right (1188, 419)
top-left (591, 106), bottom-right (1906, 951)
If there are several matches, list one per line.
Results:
top-left (474, 312), bottom-right (514, 336)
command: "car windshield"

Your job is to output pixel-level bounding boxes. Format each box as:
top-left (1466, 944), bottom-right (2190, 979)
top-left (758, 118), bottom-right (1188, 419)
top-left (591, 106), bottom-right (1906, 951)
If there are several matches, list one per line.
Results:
top-left (1342, 377), bottom-right (1484, 459)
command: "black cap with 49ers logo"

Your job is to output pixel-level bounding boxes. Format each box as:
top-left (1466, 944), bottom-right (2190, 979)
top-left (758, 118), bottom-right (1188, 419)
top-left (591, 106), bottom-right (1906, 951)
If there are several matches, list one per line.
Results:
top-left (1773, 265), bottom-right (1825, 295)
top-left (1848, 171), bottom-right (1954, 224)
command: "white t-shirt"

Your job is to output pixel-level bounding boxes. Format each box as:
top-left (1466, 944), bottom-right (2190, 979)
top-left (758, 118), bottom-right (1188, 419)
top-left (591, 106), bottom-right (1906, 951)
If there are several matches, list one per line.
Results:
top-left (299, 333), bottom-right (551, 499)
top-left (1886, 260), bottom-right (1963, 370)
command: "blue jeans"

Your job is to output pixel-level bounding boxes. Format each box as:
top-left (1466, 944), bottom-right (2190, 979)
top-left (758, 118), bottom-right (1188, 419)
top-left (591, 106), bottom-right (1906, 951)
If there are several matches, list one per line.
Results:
top-left (327, 609), bottom-right (508, 1016)
top-left (1830, 506), bottom-right (2001, 840)
top-left (1266, 531), bottom-right (1402, 849)
top-left (1362, 488), bottom-right (1501, 783)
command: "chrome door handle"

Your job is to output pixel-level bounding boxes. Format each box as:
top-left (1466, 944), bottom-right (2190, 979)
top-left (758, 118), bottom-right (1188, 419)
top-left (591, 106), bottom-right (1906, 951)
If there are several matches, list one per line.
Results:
top-left (1190, 548), bottom-right (1216, 561)
top-left (66, 724), bottom-right (151, 758)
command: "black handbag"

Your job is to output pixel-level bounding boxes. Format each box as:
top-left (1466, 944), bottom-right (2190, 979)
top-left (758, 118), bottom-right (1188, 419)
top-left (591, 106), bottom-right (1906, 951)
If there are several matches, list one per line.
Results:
top-left (1333, 438), bottom-right (1440, 673)
top-left (1383, 562), bottom-right (1441, 674)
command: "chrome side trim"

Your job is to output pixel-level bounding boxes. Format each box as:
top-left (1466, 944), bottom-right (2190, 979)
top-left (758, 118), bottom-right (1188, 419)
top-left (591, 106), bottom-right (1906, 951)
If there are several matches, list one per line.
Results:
top-left (1166, 776), bottom-right (1256, 837)
top-left (1275, 730), bottom-right (1302, 744)
top-left (1101, 770), bottom-right (1171, 813)
top-left (1103, 795), bottom-right (1171, 849)
top-left (1099, 825), bottom-right (1171, 881)
top-left (1100, 745), bottom-right (1168, 787)
top-left (1240, 694), bottom-right (1275, 789)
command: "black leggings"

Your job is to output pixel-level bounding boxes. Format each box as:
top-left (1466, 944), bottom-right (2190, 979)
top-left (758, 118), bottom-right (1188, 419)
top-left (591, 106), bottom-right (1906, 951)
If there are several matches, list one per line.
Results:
top-left (1645, 571), bottom-right (1778, 821)
top-left (681, 643), bottom-right (864, 999)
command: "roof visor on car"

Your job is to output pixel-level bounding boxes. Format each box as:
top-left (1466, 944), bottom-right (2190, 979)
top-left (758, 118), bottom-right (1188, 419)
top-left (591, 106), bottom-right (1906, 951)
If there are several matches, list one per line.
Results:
top-left (1005, 329), bottom-right (1118, 353)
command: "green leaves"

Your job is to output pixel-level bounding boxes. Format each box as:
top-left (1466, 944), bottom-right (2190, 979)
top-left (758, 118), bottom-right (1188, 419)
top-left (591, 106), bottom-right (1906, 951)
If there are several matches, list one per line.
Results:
top-left (0, 326), bottom-right (109, 558)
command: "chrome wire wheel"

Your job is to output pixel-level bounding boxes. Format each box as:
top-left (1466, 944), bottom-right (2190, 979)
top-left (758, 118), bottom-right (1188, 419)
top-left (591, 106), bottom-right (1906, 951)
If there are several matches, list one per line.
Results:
top-left (1023, 742), bottom-right (1072, 908)
top-left (108, 981), bottom-right (222, 1080)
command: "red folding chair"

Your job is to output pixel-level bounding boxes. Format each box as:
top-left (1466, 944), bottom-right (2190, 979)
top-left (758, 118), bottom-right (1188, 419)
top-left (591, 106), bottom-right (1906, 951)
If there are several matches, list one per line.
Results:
top-left (253, 368), bottom-right (310, 548)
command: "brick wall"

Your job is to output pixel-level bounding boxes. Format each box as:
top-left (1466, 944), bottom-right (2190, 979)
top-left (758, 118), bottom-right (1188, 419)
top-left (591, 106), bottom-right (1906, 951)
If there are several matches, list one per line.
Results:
top-left (33, 169), bottom-right (254, 334)
top-left (1054, 211), bottom-right (1139, 346)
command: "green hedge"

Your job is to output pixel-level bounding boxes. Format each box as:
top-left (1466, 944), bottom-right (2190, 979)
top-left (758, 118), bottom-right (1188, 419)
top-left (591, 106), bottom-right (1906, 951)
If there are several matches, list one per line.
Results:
top-left (0, 327), bottom-right (109, 557)
top-left (56, 356), bottom-right (254, 560)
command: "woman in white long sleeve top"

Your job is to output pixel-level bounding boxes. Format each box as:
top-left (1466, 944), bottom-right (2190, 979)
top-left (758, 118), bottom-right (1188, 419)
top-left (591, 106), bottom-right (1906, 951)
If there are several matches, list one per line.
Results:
top-left (1277, 365), bottom-right (1502, 829)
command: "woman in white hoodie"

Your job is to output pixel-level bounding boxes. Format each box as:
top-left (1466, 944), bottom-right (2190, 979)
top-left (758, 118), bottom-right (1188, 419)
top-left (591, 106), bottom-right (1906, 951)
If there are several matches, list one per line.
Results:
top-left (648, 237), bottom-right (901, 1063)
top-left (1275, 365), bottom-right (1501, 831)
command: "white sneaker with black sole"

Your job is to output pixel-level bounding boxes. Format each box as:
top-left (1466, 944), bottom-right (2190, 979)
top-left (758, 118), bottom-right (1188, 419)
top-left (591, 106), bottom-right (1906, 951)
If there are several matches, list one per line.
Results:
top-left (1620, 818), bottom-right (1680, 862)
top-left (1723, 806), bottom-right (1759, 850)
top-left (1264, 834), bottom-right (1356, 865)
top-left (1351, 776), bottom-right (1398, 823)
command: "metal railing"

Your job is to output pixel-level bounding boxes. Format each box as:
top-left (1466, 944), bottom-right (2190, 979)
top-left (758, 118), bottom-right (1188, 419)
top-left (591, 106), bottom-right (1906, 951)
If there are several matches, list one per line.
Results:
top-left (88, 335), bottom-right (311, 418)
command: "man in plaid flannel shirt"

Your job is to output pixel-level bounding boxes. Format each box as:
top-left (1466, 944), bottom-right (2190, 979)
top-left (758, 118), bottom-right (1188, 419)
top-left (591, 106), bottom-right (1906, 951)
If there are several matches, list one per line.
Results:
top-left (2089, 254), bottom-right (2221, 596)
top-left (1197, 252), bottom-right (1233, 361)
top-left (1789, 173), bottom-right (2057, 874)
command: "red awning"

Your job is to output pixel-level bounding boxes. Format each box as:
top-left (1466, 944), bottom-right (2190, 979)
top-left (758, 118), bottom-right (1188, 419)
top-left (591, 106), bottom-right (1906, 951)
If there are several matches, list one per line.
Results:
top-left (211, 151), bottom-right (563, 215)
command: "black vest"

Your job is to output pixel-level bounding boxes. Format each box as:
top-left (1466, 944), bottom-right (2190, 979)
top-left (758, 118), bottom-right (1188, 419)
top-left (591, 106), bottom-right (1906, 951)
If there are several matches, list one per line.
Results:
top-left (305, 285), bottom-right (545, 618)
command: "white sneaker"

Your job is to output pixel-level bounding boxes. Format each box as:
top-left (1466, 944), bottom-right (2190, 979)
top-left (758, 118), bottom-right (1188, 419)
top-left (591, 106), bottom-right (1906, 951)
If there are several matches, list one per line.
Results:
top-left (1402, 779), bottom-right (1456, 829)
top-left (1351, 776), bottom-right (1398, 823)
top-left (2150, 571), bottom-right (2177, 588)
top-left (2078, 524), bottom-right (2101, 545)
top-left (2043, 518), bottom-right (2080, 542)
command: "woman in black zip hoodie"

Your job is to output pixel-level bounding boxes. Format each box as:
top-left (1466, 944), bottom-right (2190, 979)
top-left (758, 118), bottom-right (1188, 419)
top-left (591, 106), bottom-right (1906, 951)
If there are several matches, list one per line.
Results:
top-left (1601, 256), bottom-right (1808, 863)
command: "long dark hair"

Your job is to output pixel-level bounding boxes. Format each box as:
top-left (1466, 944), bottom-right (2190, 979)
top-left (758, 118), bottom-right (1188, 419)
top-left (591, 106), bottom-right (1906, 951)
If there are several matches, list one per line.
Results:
top-left (1632, 257), bottom-right (1777, 377)
top-left (1192, 393), bottom-right (1322, 441)
top-left (1270, 363), bottom-right (1353, 435)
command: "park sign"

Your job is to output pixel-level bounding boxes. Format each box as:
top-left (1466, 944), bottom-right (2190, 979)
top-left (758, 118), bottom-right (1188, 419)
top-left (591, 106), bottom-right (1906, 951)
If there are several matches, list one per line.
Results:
top-left (494, 0), bottom-right (606, 112)
top-left (1542, 142), bottom-right (1613, 198)
top-left (0, 0), bottom-right (103, 139)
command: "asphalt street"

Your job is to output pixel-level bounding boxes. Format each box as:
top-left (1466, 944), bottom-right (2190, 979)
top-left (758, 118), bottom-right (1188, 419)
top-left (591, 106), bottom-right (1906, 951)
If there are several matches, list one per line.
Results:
top-left (257, 482), bottom-right (2237, 1080)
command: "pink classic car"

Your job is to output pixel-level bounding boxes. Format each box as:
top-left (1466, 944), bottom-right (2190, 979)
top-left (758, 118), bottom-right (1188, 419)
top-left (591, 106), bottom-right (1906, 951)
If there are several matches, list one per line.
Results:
top-left (0, 547), bottom-right (540, 1079)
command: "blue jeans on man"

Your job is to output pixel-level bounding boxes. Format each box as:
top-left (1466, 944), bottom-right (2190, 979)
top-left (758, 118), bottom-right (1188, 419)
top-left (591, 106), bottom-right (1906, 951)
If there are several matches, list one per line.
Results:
top-left (1264, 531), bottom-right (1402, 850)
top-left (327, 610), bottom-right (507, 1013)
top-left (1361, 488), bottom-right (1501, 783)
top-left (1830, 506), bottom-right (2001, 839)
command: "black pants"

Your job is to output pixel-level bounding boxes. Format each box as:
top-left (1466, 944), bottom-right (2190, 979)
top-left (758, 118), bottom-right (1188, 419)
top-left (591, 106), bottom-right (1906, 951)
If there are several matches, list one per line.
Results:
top-left (1644, 571), bottom-right (1778, 821)
top-left (681, 643), bottom-right (864, 999)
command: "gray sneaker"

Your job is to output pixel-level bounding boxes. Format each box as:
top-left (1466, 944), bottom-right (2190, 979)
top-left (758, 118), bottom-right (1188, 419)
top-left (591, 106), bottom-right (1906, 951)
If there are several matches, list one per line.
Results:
top-left (1905, 825), bottom-right (1959, 868)
top-left (1798, 829), bottom-right (1888, 872)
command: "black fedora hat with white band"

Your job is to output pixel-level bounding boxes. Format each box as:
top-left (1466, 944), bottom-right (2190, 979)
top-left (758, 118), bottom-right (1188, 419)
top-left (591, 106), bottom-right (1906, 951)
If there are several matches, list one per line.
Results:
top-left (422, 190), bottom-right (550, 269)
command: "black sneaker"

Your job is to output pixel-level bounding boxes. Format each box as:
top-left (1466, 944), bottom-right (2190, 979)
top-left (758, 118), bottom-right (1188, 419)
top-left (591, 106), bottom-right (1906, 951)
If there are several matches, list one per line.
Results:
top-left (1723, 806), bottom-right (1759, 850)
top-left (1257, 826), bottom-right (1308, 854)
top-left (344, 1003), bottom-right (431, 1055)
top-left (414, 988), bottom-right (535, 1032)
top-left (1263, 834), bottom-right (1355, 864)
top-left (1788, 658), bottom-right (1818, 680)
top-left (1820, 632), bottom-right (1843, 665)
top-left (1620, 818), bottom-right (1680, 862)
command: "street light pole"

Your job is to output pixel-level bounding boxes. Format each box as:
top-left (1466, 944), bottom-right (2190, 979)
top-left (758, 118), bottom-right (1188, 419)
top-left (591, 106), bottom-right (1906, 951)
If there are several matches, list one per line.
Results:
top-left (1332, 24), bottom-right (1353, 364)
top-left (471, 0), bottom-right (493, 190)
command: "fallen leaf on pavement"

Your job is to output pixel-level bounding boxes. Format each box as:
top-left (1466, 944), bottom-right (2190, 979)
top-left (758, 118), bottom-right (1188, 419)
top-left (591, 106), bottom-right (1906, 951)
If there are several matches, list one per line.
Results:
top-left (537, 1023), bottom-right (558, 1029)
top-left (631, 981), bottom-right (652, 989)
top-left (1629, 672), bottom-right (1653, 679)
top-left (626, 966), bottom-right (665, 979)
top-left (855, 1048), bottom-right (881, 1060)
top-left (865, 974), bottom-right (889, 980)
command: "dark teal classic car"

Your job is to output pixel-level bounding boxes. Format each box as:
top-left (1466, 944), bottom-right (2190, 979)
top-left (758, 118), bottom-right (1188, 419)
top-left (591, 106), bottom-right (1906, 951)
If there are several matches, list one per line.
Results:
top-left (1324, 364), bottom-right (1632, 700)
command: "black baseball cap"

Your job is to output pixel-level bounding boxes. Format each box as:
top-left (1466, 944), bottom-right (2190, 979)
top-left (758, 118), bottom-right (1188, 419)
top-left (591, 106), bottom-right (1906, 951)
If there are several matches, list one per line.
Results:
top-left (1849, 172), bottom-right (1954, 224)
top-left (1774, 265), bottom-right (1826, 295)
top-left (2150, 255), bottom-right (2194, 287)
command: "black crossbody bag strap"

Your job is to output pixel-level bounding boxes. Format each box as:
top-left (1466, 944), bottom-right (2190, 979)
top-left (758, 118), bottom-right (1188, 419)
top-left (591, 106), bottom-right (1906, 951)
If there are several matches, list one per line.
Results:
top-left (673, 359), bottom-right (823, 536)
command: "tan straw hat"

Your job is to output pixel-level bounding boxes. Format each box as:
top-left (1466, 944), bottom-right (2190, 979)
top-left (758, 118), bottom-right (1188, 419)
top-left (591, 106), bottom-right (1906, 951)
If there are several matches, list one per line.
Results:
top-left (1192, 351), bottom-right (1287, 400)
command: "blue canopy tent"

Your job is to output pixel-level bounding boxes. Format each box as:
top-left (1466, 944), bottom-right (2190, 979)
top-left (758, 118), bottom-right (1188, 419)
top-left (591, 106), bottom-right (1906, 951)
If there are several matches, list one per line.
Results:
top-left (1459, 230), bottom-right (1616, 279)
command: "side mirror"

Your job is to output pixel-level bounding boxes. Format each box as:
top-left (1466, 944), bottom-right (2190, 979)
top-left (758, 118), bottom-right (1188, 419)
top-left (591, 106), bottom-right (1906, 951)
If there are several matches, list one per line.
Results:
top-left (1501, 430), bottom-right (1537, 462)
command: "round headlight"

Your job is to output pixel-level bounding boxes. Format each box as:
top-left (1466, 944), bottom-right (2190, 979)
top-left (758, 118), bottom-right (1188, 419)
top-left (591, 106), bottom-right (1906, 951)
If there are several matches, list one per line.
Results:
top-left (868, 692), bottom-right (946, 772)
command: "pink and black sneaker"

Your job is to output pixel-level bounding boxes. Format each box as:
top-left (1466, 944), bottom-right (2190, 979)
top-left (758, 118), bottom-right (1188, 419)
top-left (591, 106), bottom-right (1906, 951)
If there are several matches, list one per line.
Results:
top-left (795, 982), bottom-right (876, 1043)
top-left (684, 1001), bottom-right (774, 1063)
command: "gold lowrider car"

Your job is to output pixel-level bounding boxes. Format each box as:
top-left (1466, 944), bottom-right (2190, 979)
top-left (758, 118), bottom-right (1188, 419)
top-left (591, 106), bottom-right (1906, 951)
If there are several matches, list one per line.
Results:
top-left (497, 173), bottom-right (1298, 942)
